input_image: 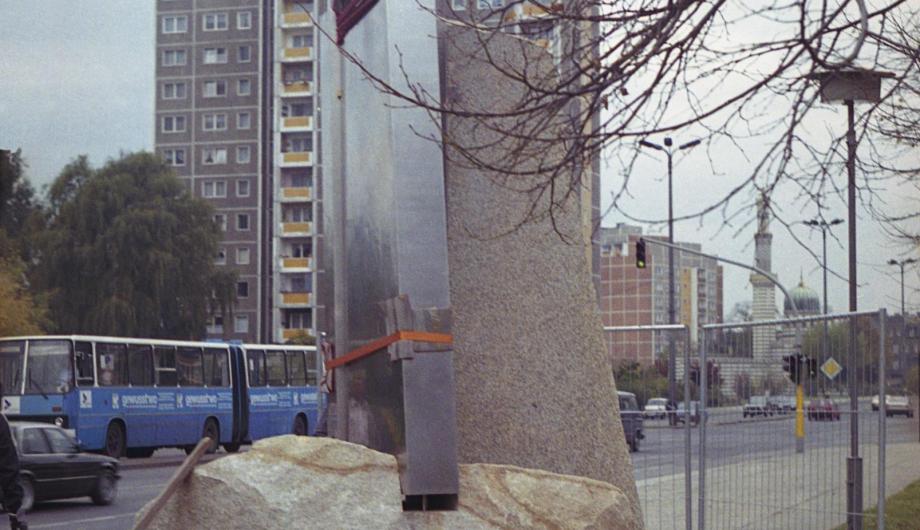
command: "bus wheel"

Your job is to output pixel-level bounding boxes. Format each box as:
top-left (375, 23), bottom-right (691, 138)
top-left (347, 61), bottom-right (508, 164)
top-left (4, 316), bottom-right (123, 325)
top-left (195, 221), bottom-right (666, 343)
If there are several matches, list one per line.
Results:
top-left (104, 422), bottom-right (126, 459)
top-left (203, 418), bottom-right (220, 454)
top-left (222, 442), bottom-right (241, 453)
top-left (293, 415), bottom-right (308, 436)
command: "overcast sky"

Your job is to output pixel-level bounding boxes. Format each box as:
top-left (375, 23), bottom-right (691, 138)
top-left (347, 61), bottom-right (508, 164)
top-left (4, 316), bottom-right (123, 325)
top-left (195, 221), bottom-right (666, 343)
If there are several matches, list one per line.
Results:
top-left (0, 1), bottom-right (916, 318)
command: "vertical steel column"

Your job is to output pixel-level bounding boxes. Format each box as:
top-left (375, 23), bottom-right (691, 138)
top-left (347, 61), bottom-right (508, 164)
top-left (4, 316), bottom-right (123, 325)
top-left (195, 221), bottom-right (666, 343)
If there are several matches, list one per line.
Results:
top-left (846, 99), bottom-right (862, 530)
top-left (878, 309), bottom-right (887, 530)
top-left (332, 46), bottom-right (349, 441)
top-left (698, 329), bottom-right (707, 530)
top-left (668, 152), bottom-right (677, 409)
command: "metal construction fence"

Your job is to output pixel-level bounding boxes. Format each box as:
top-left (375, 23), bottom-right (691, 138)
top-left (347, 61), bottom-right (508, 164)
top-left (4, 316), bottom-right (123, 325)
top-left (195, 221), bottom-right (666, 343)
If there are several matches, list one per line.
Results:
top-left (607, 309), bottom-right (903, 530)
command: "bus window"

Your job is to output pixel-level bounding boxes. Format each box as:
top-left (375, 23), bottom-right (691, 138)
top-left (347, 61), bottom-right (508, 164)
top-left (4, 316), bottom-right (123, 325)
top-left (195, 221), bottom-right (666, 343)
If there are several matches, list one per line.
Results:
top-left (266, 351), bottom-right (287, 386)
top-left (0, 341), bottom-right (25, 394)
top-left (203, 348), bottom-right (230, 387)
top-left (154, 346), bottom-right (177, 386)
top-left (177, 347), bottom-right (203, 387)
top-left (128, 344), bottom-right (154, 386)
top-left (307, 350), bottom-right (320, 387)
top-left (247, 350), bottom-right (266, 387)
top-left (74, 342), bottom-right (94, 386)
top-left (96, 343), bottom-right (128, 386)
top-left (27, 340), bottom-right (72, 394)
top-left (286, 350), bottom-right (306, 386)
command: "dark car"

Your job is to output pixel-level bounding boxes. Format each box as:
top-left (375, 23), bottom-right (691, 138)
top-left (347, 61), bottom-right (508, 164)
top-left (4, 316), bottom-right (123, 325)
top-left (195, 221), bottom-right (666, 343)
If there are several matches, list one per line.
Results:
top-left (11, 422), bottom-right (120, 511)
top-left (618, 391), bottom-right (644, 452)
top-left (807, 398), bottom-right (841, 421)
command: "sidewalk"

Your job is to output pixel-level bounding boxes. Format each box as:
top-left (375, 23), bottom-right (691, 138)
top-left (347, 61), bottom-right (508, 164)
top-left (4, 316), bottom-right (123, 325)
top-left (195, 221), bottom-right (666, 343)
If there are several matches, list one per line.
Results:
top-left (636, 442), bottom-right (920, 530)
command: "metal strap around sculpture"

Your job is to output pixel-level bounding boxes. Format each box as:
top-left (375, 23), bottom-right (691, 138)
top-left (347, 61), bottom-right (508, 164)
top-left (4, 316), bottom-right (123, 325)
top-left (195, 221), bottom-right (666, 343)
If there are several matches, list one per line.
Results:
top-left (325, 330), bottom-right (453, 370)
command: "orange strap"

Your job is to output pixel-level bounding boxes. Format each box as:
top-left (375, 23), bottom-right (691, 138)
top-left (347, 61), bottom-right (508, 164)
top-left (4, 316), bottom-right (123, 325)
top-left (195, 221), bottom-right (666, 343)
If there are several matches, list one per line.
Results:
top-left (324, 330), bottom-right (452, 370)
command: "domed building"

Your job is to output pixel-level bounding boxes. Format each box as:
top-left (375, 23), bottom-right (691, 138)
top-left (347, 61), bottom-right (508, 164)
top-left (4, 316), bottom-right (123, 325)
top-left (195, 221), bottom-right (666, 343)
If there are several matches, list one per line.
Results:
top-left (784, 277), bottom-right (821, 316)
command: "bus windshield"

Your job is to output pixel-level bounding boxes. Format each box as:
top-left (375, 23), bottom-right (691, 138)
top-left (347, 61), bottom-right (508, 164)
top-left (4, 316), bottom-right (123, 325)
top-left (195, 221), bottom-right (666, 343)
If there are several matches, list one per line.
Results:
top-left (0, 341), bottom-right (25, 395)
top-left (26, 340), bottom-right (73, 394)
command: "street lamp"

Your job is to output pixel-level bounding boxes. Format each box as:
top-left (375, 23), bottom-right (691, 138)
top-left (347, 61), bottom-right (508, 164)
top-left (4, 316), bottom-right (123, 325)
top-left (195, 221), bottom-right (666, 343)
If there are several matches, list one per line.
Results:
top-left (888, 257), bottom-right (918, 442)
top-left (639, 136), bottom-right (701, 413)
top-left (804, 217), bottom-right (844, 388)
top-left (807, 67), bottom-right (894, 530)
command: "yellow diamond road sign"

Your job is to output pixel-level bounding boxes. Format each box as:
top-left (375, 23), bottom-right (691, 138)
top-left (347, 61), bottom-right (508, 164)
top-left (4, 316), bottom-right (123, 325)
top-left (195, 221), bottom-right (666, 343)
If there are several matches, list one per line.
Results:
top-left (821, 357), bottom-right (842, 380)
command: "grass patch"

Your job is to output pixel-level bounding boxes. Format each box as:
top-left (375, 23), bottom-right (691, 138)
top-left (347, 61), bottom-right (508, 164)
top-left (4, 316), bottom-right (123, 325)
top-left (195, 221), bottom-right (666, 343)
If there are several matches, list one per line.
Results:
top-left (835, 477), bottom-right (920, 530)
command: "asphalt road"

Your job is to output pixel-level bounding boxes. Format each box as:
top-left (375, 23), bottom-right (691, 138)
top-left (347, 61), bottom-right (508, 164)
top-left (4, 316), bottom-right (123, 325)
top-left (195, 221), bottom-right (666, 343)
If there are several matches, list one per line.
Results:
top-left (631, 401), bottom-right (920, 481)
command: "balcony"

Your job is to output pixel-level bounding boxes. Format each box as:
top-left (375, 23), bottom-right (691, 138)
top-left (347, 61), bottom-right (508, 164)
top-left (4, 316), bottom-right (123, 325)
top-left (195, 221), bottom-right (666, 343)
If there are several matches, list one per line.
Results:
top-left (281, 257), bottom-right (313, 271)
top-left (281, 81), bottom-right (313, 96)
top-left (280, 292), bottom-right (311, 306)
top-left (280, 151), bottom-right (312, 167)
top-left (282, 47), bottom-right (313, 62)
top-left (281, 221), bottom-right (312, 236)
top-left (281, 116), bottom-right (313, 132)
top-left (280, 186), bottom-right (312, 202)
top-left (281, 328), bottom-right (315, 341)
top-left (281, 11), bottom-right (312, 28)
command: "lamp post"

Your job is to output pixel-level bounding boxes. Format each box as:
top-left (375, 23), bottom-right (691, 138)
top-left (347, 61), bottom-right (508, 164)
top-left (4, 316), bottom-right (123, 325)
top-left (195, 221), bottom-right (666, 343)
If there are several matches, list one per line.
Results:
top-left (639, 137), bottom-right (700, 414)
top-left (807, 67), bottom-right (894, 530)
top-left (888, 257), bottom-right (918, 442)
top-left (805, 218), bottom-right (844, 390)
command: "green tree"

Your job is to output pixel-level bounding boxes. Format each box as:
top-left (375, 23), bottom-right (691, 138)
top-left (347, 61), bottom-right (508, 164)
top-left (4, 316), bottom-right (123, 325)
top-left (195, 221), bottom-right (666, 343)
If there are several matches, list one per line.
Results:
top-left (0, 229), bottom-right (47, 335)
top-left (0, 149), bottom-right (44, 263)
top-left (613, 361), bottom-right (668, 408)
top-left (35, 152), bottom-right (235, 339)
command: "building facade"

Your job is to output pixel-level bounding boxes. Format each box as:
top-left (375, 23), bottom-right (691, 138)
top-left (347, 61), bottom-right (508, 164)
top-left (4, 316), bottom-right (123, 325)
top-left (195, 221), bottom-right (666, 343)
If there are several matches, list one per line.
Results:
top-left (599, 223), bottom-right (724, 365)
top-left (154, 0), bottom-right (320, 343)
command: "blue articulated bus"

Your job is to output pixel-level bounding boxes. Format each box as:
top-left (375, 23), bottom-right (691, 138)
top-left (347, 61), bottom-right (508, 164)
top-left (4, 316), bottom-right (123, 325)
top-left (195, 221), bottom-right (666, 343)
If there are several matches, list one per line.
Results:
top-left (0, 336), bottom-right (323, 457)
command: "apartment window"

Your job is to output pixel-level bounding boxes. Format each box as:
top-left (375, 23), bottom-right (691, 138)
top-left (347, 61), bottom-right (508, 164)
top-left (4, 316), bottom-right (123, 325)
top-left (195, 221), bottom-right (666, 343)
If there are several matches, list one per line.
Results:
top-left (237, 112), bottom-right (251, 130)
top-left (202, 113), bottom-right (227, 131)
top-left (215, 248), bottom-right (227, 265)
top-left (238, 45), bottom-right (252, 63)
top-left (236, 146), bottom-right (251, 164)
top-left (237, 79), bottom-right (252, 96)
top-left (163, 149), bottom-right (186, 166)
top-left (288, 171), bottom-right (312, 187)
top-left (287, 310), bottom-right (310, 330)
top-left (291, 243), bottom-right (311, 258)
top-left (202, 180), bottom-right (227, 198)
top-left (289, 34), bottom-right (310, 48)
top-left (281, 102), bottom-right (309, 117)
top-left (202, 147), bottom-right (228, 165)
top-left (285, 206), bottom-right (311, 223)
top-left (214, 213), bottom-right (227, 231)
top-left (203, 80), bottom-right (227, 97)
top-left (234, 314), bottom-right (250, 334)
top-left (283, 67), bottom-right (311, 84)
top-left (451, 0), bottom-right (466, 10)
top-left (283, 136), bottom-right (311, 152)
top-left (237, 179), bottom-right (251, 197)
top-left (477, 0), bottom-right (504, 7)
top-left (162, 82), bottom-right (187, 99)
top-left (162, 15), bottom-right (188, 34)
top-left (161, 115), bottom-right (186, 133)
top-left (237, 247), bottom-right (250, 265)
top-left (203, 47), bottom-right (228, 64)
top-left (237, 281), bottom-right (249, 298)
top-left (203, 13), bottom-right (228, 31)
top-left (162, 49), bottom-right (187, 66)
top-left (237, 214), bottom-right (250, 231)
top-left (237, 11), bottom-right (252, 30)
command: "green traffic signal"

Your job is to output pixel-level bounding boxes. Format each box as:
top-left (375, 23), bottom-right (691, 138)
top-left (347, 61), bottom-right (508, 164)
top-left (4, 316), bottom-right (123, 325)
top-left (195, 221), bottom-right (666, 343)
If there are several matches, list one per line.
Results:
top-left (636, 238), bottom-right (647, 269)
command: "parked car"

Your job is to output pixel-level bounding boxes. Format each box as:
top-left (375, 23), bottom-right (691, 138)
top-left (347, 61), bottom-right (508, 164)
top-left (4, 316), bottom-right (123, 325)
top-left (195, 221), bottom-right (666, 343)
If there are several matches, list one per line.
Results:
top-left (743, 396), bottom-right (775, 418)
top-left (768, 395), bottom-right (796, 414)
top-left (675, 401), bottom-right (706, 426)
top-left (807, 398), bottom-right (841, 421)
top-left (643, 397), bottom-right (668, 419)
top-left (11, 422), bottom-right (120, 511)
top-left (618, 391), bottom-right (645, 452)
top-left (872, 395), bottom-right (914, 417)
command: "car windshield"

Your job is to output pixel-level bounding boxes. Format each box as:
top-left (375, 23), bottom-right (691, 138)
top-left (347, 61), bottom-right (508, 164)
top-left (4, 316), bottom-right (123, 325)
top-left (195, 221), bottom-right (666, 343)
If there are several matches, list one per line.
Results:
top-left (25, 340), bottom-right (73, 394)
top-left (0, 341), bottom-right (25, 395)
top-left (648, 398), bottom-right (666, 406)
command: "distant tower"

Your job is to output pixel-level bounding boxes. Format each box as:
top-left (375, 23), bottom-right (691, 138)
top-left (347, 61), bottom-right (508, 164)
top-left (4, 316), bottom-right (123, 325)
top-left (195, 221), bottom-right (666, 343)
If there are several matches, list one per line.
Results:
top-left (751, 196), bottom-right (777, 361)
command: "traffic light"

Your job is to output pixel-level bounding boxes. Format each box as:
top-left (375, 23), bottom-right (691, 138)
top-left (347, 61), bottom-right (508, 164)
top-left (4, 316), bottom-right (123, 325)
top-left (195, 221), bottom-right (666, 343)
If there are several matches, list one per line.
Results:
top-left (806, 357), bottom-right (818, 379)
top-left (782, 354), bottom-right (801, 384)
top-left (636, 238), bottom-right (647, 269)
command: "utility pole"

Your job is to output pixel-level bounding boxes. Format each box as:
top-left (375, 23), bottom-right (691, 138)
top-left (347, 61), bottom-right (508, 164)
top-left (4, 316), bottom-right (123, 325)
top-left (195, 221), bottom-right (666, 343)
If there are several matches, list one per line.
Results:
top-left (888, 257), bottom-right (917, 442)
top-left (639, 137), bottom-right (700, 418)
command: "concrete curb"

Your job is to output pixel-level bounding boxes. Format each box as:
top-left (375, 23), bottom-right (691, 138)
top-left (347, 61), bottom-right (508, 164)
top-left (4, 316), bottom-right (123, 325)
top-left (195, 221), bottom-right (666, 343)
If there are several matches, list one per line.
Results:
top-left (118, 453), bottom-right (226, 470)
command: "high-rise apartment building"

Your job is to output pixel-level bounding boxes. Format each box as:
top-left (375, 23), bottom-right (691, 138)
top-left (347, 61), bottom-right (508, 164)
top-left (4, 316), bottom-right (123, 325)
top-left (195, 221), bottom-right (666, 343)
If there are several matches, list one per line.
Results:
top-left (154, 0), bottom-right (320, 343)
top-left (598, 223), bottom-right (723, 365)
